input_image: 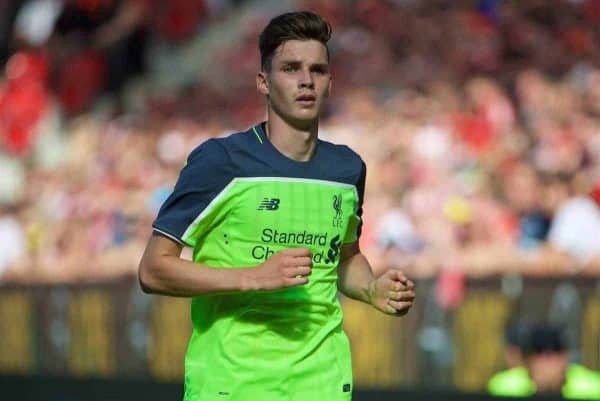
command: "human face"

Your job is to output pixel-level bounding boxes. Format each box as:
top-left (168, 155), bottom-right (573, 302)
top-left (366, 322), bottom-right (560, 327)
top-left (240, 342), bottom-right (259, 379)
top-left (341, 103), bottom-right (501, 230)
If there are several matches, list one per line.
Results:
top-left (257, 39), bottom-right (331, 129)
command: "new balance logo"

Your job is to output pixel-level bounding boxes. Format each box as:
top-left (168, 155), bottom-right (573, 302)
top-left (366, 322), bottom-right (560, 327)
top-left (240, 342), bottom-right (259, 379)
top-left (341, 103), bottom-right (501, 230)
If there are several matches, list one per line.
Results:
top-left (257, 198), bottom-right (280, 211)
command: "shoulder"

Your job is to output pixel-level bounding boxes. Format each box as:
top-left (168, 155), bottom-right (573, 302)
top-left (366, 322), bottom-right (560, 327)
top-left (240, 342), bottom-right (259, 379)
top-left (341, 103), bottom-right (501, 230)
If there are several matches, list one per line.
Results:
top-left (564, 364), bottom-right (600, 399)
top-left (186, 138), bottom-right (227, 165)
top-left (186, 130), bottom-right (252, 167)
top-left (566, 363), bottom-right (600, 383)
top-left (319, 140), bottom-right (362, 162)
top-left (318, 139), bottom-right (365, 172)
top-left (488, 367), bottom-right (534, 396)
top-left (178, 132), bottom-right (252, 188)
top-left (489, 367), bottom-right (529, 381)
top-left (312, 139), bottom-right (366, 188)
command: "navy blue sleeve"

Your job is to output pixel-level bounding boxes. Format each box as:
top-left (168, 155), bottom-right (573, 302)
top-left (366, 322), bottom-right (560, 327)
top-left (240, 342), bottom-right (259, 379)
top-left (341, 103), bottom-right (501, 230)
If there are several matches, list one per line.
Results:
top-left (355, 160), bottom-right (366, 240)
top-left (341, 155), bottom-right (367, 245)
top-left (152, 139), bottom-right (234, 247)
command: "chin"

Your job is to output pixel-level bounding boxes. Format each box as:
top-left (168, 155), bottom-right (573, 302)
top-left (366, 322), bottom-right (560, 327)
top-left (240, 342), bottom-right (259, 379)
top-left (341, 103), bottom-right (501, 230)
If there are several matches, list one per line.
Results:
top-left (297, 113), bottom-right (320, 124)
top-left (295, 108), bottom-right (322, 121)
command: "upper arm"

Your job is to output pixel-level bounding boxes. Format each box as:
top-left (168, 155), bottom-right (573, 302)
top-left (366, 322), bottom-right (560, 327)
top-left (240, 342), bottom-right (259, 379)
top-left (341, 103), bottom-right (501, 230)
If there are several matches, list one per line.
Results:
top-left (340, 242), bottom-right (360, 264)
top-left (138, 232), bottom-right (183, 291)
top-left (152, 139), bottom-right (234, 248)
top-left (337, 242), bottom-right (373, 301)
top-left (143, 232), bottom-right (184, 261)
top-left (337, 242), bottom-right (361, 290)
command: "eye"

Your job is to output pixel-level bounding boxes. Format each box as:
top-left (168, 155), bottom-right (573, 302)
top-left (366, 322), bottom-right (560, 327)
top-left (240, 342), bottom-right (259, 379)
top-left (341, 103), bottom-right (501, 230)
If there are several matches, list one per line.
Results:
top-left (283, 65), bottom-right (296, 73)
top-left (311, 66), bottom-right (329, 75)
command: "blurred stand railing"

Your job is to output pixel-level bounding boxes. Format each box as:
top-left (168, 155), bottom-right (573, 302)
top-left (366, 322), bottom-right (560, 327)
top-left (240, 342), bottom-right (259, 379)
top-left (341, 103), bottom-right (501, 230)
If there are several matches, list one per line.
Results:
top-left (0, 275), bottom-right (598, 392)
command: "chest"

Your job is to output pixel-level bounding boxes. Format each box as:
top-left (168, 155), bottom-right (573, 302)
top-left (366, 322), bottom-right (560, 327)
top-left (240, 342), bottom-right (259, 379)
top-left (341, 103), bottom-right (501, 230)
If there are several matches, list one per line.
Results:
top-left (226, 178), bottom-right (356, 231)
top-left (206, 178), bottom-right (358, 266)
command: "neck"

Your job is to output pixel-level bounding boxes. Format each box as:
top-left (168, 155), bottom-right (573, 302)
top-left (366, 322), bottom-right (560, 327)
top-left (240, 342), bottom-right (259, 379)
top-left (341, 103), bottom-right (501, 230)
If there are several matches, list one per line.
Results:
top-left (265, 110), bottom-right (318, 162)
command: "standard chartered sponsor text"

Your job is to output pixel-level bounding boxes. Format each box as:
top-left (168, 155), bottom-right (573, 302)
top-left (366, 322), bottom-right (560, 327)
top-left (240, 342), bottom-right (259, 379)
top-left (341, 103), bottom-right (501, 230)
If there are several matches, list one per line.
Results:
top-left (251, 228), bottom-right (331, 263)
top-left (261, 228), bottom-right (328, 246)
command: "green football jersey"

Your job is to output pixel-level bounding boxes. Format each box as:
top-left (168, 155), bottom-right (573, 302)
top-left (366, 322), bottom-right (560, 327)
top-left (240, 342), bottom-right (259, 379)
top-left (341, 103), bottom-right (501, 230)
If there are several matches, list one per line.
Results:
top-left (153, 123), bottom-right (366, 401)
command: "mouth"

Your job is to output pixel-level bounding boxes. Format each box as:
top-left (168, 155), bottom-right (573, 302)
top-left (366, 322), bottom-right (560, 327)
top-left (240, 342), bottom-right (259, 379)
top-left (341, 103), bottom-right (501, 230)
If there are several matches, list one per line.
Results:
top-left (296, 94), bottom-right (316, 105)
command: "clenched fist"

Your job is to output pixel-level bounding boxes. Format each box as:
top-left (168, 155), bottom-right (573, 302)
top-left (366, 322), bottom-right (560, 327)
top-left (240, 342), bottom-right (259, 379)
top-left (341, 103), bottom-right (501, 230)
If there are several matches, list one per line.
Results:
top-left (242, 248), bottom-right (313, 291)
top-left (368, 269), bottom-right (415, 316)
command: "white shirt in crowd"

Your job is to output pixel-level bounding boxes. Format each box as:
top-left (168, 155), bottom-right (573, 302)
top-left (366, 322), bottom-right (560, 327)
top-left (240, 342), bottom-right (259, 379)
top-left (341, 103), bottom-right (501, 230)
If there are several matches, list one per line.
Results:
top-left (0, 216), bottom-right (26, 277)
top-left (548, 196), bottom-right (600, 262)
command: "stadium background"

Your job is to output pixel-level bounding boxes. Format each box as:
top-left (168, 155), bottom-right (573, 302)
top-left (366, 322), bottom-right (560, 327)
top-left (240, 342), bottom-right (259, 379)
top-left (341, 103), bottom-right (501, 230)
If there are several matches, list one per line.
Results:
top-left (1, 0), bottom-right (600, 400)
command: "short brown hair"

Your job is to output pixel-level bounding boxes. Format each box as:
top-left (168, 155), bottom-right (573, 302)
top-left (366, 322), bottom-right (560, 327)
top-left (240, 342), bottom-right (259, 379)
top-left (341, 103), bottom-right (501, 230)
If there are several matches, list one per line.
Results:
top-left (259, 11), bottom-right (332, 72)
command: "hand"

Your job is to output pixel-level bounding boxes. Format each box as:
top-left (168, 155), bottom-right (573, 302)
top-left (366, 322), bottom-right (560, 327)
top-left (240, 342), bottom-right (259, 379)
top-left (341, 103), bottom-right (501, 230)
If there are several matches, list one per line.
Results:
top-left (243, 248), bottom-right (312, 291)
top-left (368, 269), bottom-right (415, 316)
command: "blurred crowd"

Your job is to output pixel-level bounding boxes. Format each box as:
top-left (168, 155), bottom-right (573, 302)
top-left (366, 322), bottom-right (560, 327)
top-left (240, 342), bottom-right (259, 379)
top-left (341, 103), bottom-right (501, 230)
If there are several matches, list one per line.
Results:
top-left (1, 0), bottom-right (600, 284)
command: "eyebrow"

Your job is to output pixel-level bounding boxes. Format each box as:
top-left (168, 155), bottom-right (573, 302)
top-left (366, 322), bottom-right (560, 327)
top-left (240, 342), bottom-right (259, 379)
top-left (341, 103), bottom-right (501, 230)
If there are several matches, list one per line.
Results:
top-left (279, 60), bottom-right (329, 68)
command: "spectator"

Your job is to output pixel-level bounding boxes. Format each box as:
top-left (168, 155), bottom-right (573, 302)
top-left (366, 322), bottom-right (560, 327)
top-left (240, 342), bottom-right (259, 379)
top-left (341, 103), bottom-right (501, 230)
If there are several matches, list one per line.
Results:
top-left (488, 323), bottom-right (600, 399)
top-left (548, 176), bottom-right (600, 265)
top-left (2, 0), bottom-right (600, 282)
top-left (0, 205), bottom-right (26, 278)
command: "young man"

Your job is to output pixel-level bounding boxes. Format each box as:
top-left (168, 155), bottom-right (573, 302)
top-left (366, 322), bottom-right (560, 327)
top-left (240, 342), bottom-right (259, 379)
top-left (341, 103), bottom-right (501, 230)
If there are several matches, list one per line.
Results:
top-left (139, 11), bottom-right (415, 401)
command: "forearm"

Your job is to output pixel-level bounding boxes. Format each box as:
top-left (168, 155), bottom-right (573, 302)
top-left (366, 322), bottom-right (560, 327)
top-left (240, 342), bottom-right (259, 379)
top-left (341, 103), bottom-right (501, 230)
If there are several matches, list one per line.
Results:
top-left (337, 251), bottom-right (376, 304)
top-left (139, 252), bottom-right (253, 297)
top-left (139, 233), bottom-right (312, 297)
top-left (338, 244), bottom-right (416, 316)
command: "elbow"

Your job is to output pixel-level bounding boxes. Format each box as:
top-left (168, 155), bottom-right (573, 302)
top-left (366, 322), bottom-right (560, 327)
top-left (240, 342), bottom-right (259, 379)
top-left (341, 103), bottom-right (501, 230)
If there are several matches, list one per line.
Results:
top-left (138, 257), bottom-right (161, 294)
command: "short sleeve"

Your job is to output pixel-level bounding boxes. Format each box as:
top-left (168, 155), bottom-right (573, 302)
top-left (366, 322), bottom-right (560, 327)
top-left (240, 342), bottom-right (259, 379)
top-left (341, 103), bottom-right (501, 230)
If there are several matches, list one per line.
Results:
top-left (343, 160), bottom-right (366, 245)
top-left (152, 139), bottom-right (233, 248)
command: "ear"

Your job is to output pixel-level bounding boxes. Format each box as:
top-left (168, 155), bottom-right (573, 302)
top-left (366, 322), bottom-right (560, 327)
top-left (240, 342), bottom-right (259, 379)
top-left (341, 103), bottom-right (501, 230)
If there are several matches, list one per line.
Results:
top-left (256, 71), bottom-right (269, 96)
top-left (325, 76), bottom-right (332, 98)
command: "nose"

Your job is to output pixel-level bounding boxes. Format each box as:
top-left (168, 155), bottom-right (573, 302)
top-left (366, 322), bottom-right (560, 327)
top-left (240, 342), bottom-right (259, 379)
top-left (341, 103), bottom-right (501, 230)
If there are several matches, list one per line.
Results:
top-left (299, 68), bottom-right (314, 88)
